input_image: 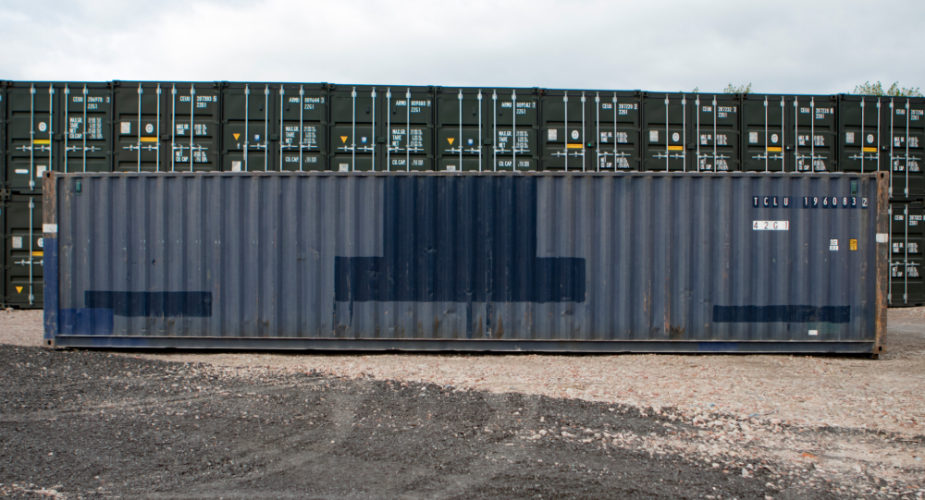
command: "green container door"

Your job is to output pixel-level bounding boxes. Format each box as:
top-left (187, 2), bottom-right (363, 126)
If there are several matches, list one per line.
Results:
top-left (791, 95), bottom-right (837, 172)
top-left (691, 94), bottom-right (739, 172)
top-left (222, 83), bottom-right (272, 172)
top-left (642, 93), bottom-right (688, 171)
top-left (61, 83), bottom-right (112, 175)
top-left (113, 82), bottom-right (168, 172)
top-left (489, 89), bottom-right (537, 171)
top-left (385, 87), bottom-right (434, 171)
top-left (541, 90), bottom-right (591, 171)
top-left (742, 94), bottom-right (787, 172)
top-left (436, 88), bottom-right (488, 172)
top-left (168, 83), bottom-right (221, 172)
top-left (838, 95), bottom-right (886, 174)
top-left (885, 97), bottom-right (925, 199)
top-left (5, 83), bottom-right (56, 192)
top-left (330, 85), bottom-right (379, 171)
top-left (4, 194), bottom-right (42, 308)
top-left (591, 91), bottom-right (640, 171)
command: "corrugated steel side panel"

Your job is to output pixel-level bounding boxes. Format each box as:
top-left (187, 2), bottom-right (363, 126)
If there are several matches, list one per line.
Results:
top-left (44, 171), bottom-right (888, 353)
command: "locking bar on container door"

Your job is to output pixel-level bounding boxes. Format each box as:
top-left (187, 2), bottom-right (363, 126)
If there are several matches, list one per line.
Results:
top-left (889, 204), bottom-right (894, 303)
top-left (695, 95), bottom-right (701, 170)
top-left (299, 85), bottom-right (305, 172)
top-left (890, 99), bottom-right (895, 195)
top-left (28, 197), bottom-right (35, 305)
top-left (477, 89), bottom-right (482, 172)
top-left (136, 84), bottom-right (143, 171)
top-left (712, 95), bottom-right (718, 172)
top-left (681, 94), bottom-right (687, 172)
top-left (905, 99), bottom-right (911, 198)
top-left (386, 88), bottom-right (392, 171)
top-left (64, 85), bottom-right (70, 173)
top-left (171, 85), bottom-right (177, 172)
top-left (581, 92), bottom-right (586, 171)
top-left (511, 89), bottom-right (517, 172)
top-left (81, 85), bottom-right (88, 172)
top-left (405, 88), bottom-right (410, 171)
top-left (48, 85), bottom-right (54, 187)
top-left (278, 86), bottom-right (284, 172)
top-left (905, 202), bottom-right (910, 303)
top-left (155, 84), bottom-right (162, 171)
top-left (244, 84), bottom-right (249, 169)
top-left (810, 97), bottom-right (816, 171)
top-left (876, 98), bottom-right (881, 173)
top-left (664, 95), bottom-right (669, 171)
top-left (189, 84), bottom-right (195, 172)
top-left (350, 86), bottom-right (356, 172)
top-left (793, 97), bottom-right (799, 172)
top-left (563, 92), bottom-right (569, 172)
top-left (779, 97), bottom-right (785, 172)
top-left (491, 90), bottom-right (497, 172)
top-left (262, 85), bottom-right (268, 171)
top-left (594, 93), bottom-right (600, 171)
top-left (860, 98), bottom-right (866, 173)
top-left (763, 96), bottom-right (768, 172)
top-left (371, 88), bottom-right (377, 171)
top-left (613, 93), bottom-right (618, 170)
top-left (458, 89), bottom-right (463, 171)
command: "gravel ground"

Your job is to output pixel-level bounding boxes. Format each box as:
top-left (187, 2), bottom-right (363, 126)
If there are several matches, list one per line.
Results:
top-left (1, 308), bottom-right (924, 498)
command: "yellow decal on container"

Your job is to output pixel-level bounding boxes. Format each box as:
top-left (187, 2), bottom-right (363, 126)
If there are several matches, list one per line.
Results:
top-left (340, 136), bottom-right (348, 143)
top-left (862, 147), bottom-right (877, 153)
top-left (766, 146), bottom-right (782, 152)
top-left (667, 145), bottom-right (683, 151)
top-left (849, 239), bottom-right (858, 251)
top-left (139, 137), bottom-right (158, 143)
top-left (33, 139), bottom-right (50, 145)
top-left (15, 286), bottom-right (22, 294)
top-left (232, 133), bottom-right (241, 141)
top-left (447, 137), bottom-right (455, 145)
top-left (31, 251), bottom-right (43, 257)
top-left (566, 143), bottom-right (583, 149)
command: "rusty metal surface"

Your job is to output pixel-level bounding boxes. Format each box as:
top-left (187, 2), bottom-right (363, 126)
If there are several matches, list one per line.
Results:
top-left (44, 171), bottom-right (888, 353)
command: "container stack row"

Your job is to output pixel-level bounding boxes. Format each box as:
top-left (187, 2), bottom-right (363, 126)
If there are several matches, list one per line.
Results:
top-left (2, 80), bottom-right (923, 308)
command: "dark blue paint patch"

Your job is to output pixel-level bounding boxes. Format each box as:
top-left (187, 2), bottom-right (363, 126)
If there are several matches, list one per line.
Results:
top-left (58, 308), bottom-right (114, 335)
top-left (698, 342), bottom-right (740, 352)
top-left (335, 176), bottom-right (586, 302)
top-left (713, 305), bottom-right (850, 323)
top-left (85, 291), bottom-right (213, 317)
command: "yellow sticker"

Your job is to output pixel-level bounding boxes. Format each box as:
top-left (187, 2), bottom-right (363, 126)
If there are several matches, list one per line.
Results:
top-left (667, 145), bottom-right (683, 151)
top-left (566, 143), bottom-right (583, 149)
top-left (139, 137), bottom-right (158, 143)
top-left (849, 239), bottom-right (858, 251)
top-left (862, 147), bottom-right (877, 153)
top-left (766, 146), bottom-right (783, 152)
top-left (31, 251), bottom-right (43, 257)
top-left (447, 137), bottom-right (455, 145)
top-left (232, 133), bottom-right (241, 141)
top-left (15, 286), bottom-right (23, 294)
top-left (340, 136), bottom-right (348, 143)
top-left (33, 139), bottom-right (51, 145)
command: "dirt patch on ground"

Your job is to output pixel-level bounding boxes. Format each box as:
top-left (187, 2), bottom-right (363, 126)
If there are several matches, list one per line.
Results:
top-left (1, 308), bottom-right (924, 497)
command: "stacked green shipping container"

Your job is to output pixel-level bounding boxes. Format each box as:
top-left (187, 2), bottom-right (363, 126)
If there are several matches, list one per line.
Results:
top-left (2, 80), bottom-right (923, 308)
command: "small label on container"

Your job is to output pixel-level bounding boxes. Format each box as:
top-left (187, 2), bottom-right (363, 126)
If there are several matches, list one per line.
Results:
top-left (14, 169), bottom-right (28, 175)
top-left (446, 165), bottom-right (457, 172)
top-left (338, 163), bottom-right (349, 172)
top-left (231, 161), bottom-right (242, 172)
top-left (808, 329), bottom-right (819, 336)
top-left (547, 128), bottom-right (558, 141)
top-left (876, 233), bottom-right (889, 243)
top-left (830, 238), bottom-right (839, 251)
top-left (752, 220), bottom-right (789, 231)
top-left (43, 224), bottom-right (57, 234)
top-left (849, 238), bottom-right (858, 251)
top-left (11, 236), bottom-right (22, 249)
top-left (121, 121), bottom-right (132, 134)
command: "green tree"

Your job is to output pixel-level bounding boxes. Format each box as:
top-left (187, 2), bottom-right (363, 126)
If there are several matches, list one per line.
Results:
top-left (723, 82), bottom-right (752, 94)
top-left (853, 81), bottom-right (922, 97)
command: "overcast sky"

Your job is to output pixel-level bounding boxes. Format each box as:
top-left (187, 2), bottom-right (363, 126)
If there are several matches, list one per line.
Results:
top-left (0, 0), bottom-right (921, 94)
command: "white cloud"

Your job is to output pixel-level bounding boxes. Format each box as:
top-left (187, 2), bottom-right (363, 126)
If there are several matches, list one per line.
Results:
top-left (0, 0), bottom-right (921, 94)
